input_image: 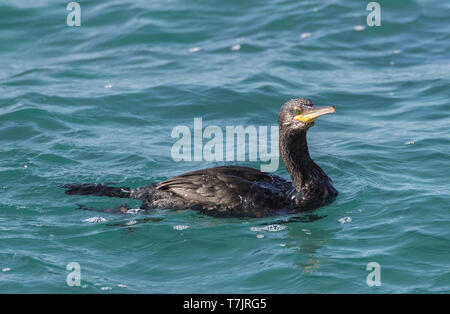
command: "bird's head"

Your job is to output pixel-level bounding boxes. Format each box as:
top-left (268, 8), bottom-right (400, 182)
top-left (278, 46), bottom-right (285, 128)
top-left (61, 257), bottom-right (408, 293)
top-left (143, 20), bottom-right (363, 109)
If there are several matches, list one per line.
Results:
top-left (278, 98), bottom-right (336, 132)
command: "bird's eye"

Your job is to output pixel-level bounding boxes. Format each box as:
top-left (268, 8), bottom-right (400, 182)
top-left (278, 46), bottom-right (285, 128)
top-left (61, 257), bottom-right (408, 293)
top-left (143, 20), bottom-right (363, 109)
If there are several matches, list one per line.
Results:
top-left (294, 108), bottom-right (301, 115)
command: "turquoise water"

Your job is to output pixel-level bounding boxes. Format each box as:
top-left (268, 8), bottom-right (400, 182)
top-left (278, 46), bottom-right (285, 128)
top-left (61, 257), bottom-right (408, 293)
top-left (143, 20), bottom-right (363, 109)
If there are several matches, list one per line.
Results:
top-left (1, 0), bottom-right (449, 293)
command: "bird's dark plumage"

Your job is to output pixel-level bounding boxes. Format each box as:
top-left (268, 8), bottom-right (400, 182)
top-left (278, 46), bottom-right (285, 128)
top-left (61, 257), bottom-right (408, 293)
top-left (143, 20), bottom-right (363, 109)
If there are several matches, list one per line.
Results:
top-left (62, 98), bottom-right (338, 217)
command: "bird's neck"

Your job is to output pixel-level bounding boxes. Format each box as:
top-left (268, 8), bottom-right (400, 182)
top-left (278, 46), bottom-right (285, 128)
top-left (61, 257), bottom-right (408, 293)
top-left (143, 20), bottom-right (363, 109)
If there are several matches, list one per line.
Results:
top-left (279, 129), bottom-right (329, 191)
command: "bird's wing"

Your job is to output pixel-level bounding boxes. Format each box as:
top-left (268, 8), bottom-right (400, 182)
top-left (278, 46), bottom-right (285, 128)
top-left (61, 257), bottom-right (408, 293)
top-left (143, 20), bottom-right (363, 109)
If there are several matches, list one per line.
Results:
top-left (156, 166), bottom-right (276, 208)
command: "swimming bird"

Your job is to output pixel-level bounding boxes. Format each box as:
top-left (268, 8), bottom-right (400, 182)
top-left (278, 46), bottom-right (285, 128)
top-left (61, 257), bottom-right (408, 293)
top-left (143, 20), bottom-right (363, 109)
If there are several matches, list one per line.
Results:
top-left (62, 98), bottom-right (337, 218)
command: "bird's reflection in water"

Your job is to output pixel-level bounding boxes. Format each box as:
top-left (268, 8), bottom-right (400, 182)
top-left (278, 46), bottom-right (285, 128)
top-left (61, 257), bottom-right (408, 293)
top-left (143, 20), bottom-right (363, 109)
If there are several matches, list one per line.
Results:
top-left (75, 203), bottom-right (164, 233)
top-left (77, 202), bottom-right (332, 258)
top-left (254, 212), bottom-right (334, 274)
top-left (259, 213), bottom-right (327, 225)
top-left (105, 217), bottom-right (165, 233)
top-left (287, 218), bottom-right (334, 273)
top-left (106, 217), bottom-right (164, 227)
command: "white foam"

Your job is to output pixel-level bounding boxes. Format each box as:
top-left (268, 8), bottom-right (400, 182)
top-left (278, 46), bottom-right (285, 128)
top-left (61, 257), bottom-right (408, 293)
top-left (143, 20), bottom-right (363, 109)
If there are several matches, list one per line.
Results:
top-left (231, 44), bottom-right (241, 51)
top-left (300, 32), bottom-right (311, 39)
top-left (338, 217), bottom-right (352, 224)
top-left (250, 224), bottom-right (286, 232)
top-left (189, 47), bottom-right (201, 53)
top-left (126, 208), bottom-right (142, 214)
top-left (256, 234), bottom-right (264, 239)
top-left (84, 217), bottom-right (107, 223)
top-left (353, 25), bottom-right (365, 31)
top-left (2, 268), bottom-right (11, 272)
top-left (264, 224), bottom-right (286, 232)
top-left (101, 286), bottom-right (112, 291)
top-left (173, 225), bottom-right (189, 231)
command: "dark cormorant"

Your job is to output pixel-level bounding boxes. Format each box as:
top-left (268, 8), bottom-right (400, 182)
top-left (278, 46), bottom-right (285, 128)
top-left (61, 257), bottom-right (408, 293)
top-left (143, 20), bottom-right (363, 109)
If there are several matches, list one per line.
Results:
top-left (62, 98), bottom-right (337, 218)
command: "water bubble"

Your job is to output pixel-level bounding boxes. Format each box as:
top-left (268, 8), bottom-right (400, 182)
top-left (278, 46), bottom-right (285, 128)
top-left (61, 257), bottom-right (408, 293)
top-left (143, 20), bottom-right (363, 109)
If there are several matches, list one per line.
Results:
top-left (231, 44), bottom-right (241, 51)
top-left (173, 225), bottom-right (189, 231)
top-left (338, 217), bottom-right (352, 224)
top-left (264, 224), bottom-right (286, 232)
top-left (300, 32), bottom-right (311, 39)
top-left (189, 47), bottom-right (201, 53)
top-left (353, 25), bottom-right (365, 31)
top-left (84, 217), bottom-right (107, 223)
top-left (250, 224), bottom-right (286, 232)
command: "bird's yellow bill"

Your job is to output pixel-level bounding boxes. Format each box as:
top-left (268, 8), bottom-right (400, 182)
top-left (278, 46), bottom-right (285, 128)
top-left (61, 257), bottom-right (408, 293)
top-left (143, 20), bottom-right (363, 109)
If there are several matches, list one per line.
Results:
top-left (294, 106), bottom-right (336, 123)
